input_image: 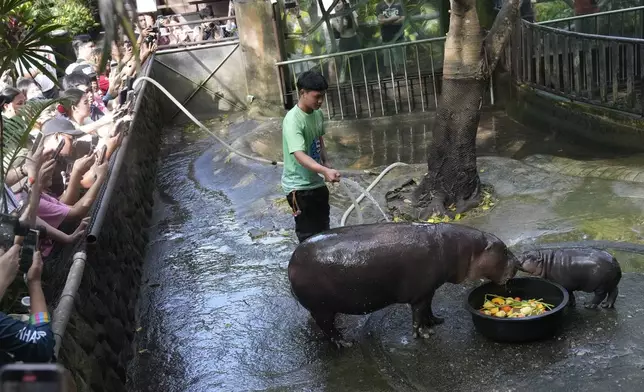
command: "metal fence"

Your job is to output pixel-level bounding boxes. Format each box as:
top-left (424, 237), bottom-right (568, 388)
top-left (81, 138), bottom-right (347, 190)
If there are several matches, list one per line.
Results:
top-left (275, 37), bottom-right (446, 120)
top-left (539, 6), bottom-right (644, 39)
top-left (510, 19), bottom-right (644, 116)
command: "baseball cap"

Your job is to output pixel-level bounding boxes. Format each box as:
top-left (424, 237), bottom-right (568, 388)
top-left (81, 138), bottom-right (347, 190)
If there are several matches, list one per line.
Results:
top-left (41, 118), bottom-right (86, 137)
top-left (68, 63), bottom-right (97, 78)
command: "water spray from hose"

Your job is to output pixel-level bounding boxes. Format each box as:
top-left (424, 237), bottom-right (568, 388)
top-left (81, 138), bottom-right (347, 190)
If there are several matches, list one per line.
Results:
top-left (133, 76), bottom-right (407, 226)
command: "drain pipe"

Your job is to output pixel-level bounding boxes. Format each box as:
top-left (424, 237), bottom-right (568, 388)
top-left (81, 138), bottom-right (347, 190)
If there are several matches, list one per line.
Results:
top-left (52, 251), bottom-right (86, 357)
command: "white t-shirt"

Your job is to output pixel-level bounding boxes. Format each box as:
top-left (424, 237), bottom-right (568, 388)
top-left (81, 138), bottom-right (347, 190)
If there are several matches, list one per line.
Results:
top-left (65, 59), bottom-right (91, 75)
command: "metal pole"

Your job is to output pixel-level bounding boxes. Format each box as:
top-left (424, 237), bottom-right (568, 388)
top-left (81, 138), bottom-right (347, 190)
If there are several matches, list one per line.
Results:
top-left (360, 54), bottom-right (372, 117)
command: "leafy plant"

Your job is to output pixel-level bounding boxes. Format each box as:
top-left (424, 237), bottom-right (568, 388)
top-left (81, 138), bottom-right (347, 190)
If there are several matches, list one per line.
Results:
top-left (0, 0), bottom-right (68, 85)
top-left (0, 0), bottom-right (70, 185)
top-left (50, 0), bottom-right (100, 36)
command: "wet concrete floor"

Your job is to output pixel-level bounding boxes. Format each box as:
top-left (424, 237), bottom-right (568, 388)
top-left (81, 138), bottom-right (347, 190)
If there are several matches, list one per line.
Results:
top-left (128, 112), bottom-right (644, 392)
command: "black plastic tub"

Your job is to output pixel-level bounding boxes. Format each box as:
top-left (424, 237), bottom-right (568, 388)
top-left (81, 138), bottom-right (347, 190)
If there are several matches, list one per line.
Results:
top-left (465, 277), bottom-right (569, 343)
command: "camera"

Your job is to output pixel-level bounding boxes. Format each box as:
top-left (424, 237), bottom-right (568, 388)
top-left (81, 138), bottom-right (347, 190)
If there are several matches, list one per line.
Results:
top-left (144, 27), bottom-right (159, 44)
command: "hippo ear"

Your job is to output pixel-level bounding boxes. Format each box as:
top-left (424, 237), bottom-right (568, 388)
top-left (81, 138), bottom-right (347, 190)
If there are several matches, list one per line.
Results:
top-left (484, 240), bottom-right (494, 251)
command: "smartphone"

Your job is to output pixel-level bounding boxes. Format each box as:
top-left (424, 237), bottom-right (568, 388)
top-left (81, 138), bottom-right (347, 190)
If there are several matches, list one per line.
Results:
top-left (52, 138), bottom-right (66, 161)
top-left (19, 228), bottom-right (39, 274)
top-left (118, 89), bottom-right (128, 106)
top-left (0, 363), bottom-right (64, 392)
top-left (31, 133), bottom-right (43, 155)
top-left (96, 145), bottom-right (108, 165)
top-left (284, 1), bottom-right (297, 9)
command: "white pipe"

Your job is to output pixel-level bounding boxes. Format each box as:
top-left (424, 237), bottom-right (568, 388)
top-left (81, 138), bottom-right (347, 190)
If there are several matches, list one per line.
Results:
top-left (132, 76), bottom-right (400, 226)
top-left (340, 162), bottom-right (408, 226)
top-left (52, 251), bottom-right (86, 357)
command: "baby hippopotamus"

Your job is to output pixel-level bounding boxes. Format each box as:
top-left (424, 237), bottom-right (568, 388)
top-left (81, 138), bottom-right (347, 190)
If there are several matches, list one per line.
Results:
top-left (517, 248), bottom-right (622, 309)
top-left (288, 222), bottom-right (518, 348)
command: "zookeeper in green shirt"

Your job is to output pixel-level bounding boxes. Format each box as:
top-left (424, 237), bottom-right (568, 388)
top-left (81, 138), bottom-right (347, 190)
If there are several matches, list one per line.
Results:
top-left (282, 71), bottom-right (341, 243)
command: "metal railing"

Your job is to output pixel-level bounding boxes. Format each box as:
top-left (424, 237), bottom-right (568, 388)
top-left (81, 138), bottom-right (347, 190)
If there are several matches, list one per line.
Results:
top-left (511, 20), bottom-right (644, 115)
top-left (276, 37), bottom-right (446, 120)
top-left (538, 6), bottom-right (644, 39)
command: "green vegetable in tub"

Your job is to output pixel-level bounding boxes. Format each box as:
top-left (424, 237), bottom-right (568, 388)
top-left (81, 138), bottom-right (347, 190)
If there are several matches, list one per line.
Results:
top-left (479, 294), bottom-right (555, 318)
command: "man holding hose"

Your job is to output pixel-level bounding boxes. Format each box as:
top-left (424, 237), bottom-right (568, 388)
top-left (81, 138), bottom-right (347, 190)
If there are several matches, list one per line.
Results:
top-left (282, 71), bottom-right (341, 243)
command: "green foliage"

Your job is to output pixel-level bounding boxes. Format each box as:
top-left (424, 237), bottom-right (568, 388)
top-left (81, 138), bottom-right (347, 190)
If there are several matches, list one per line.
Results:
top-left (0, 0), bottom-right (68, 85)
top-left (534, 0), bottom-right (572, 22)
top-left (0, 0), bottom-right (71, 183)
top-left (49, 0), bottom-right (99, 36)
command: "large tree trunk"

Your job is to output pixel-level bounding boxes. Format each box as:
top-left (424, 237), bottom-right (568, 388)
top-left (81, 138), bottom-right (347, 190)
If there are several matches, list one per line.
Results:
top-left (413, 0), bottom-right (520, 220)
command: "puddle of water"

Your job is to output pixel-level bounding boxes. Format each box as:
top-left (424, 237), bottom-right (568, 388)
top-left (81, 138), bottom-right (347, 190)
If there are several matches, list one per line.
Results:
top-left (321, 113), bottom-right (644, 170)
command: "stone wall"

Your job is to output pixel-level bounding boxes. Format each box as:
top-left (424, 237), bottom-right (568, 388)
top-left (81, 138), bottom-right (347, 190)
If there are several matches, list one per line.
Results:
top-left (505, 83), bottom-right (644, 152)
top-left (45, 63), bottom-right (164, 392)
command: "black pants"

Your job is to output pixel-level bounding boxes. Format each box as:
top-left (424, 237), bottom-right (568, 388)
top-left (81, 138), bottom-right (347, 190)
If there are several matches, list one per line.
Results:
top-left (286, 186), bottom-right (330, 243)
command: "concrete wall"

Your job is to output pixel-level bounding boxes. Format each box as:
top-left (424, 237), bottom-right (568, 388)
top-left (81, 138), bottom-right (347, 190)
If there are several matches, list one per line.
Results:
top-left (235, 0), bottom-right (284, 106)
top-left (506, 83), bottom-right (644, 152)
top-left (44, 60), bottom-right (164, 392)
top-left (152, 41), bottom-right (248, 123)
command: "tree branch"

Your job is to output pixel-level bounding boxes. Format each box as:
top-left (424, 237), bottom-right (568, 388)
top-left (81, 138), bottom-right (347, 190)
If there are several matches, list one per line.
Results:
top-left (483, 0), bottom-right (521, 75)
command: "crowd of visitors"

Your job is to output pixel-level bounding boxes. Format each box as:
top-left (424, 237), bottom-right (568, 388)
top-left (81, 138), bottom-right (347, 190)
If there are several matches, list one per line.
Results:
top-left (0, 15), bottom-right (157, 386)
top-left (143, 2), bottom-right (238, 46)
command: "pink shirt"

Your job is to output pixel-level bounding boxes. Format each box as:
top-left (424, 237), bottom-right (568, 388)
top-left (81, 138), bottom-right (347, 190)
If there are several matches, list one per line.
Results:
top-left (16, 192), bottom-right (71, 257)
top-left (38, 193), bottom-right (71, 257)
top-left (37, 193), bottom-right (71, 230)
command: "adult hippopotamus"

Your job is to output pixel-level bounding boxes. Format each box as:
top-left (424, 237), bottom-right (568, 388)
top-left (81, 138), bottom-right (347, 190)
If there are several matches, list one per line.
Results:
top-left (517, 248), bottom-right (622, 309)
top-left (288, 222), bottom-right (518, 347)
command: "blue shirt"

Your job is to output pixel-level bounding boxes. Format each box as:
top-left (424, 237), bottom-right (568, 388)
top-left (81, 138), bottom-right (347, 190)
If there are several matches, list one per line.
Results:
top-left (0, 312), bottom-right (54, 366)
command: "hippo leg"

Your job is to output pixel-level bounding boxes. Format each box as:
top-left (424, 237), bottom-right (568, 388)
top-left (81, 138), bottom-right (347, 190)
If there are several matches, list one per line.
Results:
top-left (411, 294), bottom-right (441, 339)
top-left (584, 289), bottom-right (607, 310)
top-left (310, 311), bottom-right (353, 348)
top-left (601, 287), bottom-right (619, 309)
top-left (567, 290), bottom-right (576, 307)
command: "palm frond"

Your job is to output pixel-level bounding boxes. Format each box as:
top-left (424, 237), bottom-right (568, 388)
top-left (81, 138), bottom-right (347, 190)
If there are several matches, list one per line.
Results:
top-left (1, 99), bottom-right (61, 177)
top-left (0, 3), bottom-right (68, 87)
top-left (0, 0), bottom-right (24, 15)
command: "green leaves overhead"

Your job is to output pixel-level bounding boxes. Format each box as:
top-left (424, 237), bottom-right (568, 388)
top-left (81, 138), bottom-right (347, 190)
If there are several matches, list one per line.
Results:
top-left (0, 0), bottom-right (68, 86)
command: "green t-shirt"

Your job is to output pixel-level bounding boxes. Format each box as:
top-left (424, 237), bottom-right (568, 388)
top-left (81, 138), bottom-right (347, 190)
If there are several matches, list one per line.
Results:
top-left (281, 105), bottom-right (326, 194)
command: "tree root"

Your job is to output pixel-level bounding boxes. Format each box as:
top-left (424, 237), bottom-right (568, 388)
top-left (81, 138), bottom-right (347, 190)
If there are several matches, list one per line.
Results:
top-left (455, 191), bottom-right (482, 214)
top-left (417, 199), bottom-right (448, 221)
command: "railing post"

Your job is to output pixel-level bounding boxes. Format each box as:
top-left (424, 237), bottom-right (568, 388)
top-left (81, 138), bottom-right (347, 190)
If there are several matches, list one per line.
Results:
top-left (599, 41), bottom-right (607, 103)
top-left (611, 41), bottom-right (619, 103)
top-left (552, 34), bottom-right (560, 91)
top-left (626, 43), bottom-right (635, 109)
top-left (584, 40), bottom-right (593, 100)
top-left (573, 39), bottom-right (581, 97)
